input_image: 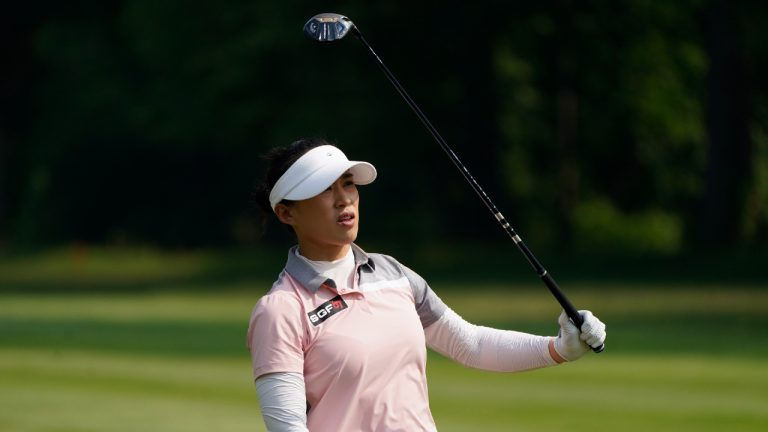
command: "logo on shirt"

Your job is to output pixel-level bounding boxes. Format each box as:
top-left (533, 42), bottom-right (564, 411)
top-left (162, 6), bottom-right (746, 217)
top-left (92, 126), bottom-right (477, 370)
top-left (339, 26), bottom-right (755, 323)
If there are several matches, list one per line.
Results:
top-left (308, 295), bottom-right (348, 326)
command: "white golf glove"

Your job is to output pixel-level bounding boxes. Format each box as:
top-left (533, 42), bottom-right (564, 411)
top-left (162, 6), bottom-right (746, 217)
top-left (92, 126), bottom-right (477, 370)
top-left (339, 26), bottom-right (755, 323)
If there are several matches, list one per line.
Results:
top-left (553, 310), bottom-right (606, 362)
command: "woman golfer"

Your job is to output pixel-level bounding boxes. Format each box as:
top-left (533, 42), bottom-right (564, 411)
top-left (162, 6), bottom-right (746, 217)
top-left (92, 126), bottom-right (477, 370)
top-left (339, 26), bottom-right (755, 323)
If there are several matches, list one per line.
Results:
top-left (248, 138), bottom-right (606, 432)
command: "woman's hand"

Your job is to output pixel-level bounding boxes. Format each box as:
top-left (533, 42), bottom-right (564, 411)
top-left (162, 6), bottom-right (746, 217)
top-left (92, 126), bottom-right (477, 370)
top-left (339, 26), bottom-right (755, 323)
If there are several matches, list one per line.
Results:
top-left (552, 310), bottom-right (607, 362)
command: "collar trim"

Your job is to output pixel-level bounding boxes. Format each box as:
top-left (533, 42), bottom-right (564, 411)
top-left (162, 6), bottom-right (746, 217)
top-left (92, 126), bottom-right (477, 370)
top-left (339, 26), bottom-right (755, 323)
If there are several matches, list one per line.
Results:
top-left (284, 244), bottom-right (374, 293)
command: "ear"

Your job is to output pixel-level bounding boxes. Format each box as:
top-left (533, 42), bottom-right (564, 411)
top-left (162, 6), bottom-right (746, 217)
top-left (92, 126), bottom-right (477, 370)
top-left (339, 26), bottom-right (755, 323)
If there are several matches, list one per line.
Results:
top-left (274, 203), bottom-right (295, 226)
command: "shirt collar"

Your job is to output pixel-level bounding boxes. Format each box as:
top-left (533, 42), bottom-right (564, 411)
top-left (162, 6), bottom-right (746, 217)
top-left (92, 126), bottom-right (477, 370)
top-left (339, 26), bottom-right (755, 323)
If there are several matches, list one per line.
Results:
top-left (284, 243), bottom-right (375, 293)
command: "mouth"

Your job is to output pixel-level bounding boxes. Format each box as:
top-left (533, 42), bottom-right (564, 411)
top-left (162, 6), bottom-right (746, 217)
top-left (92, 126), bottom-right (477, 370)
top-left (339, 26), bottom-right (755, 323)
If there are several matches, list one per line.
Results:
top-left (337, 211), bottom-right (356, 227)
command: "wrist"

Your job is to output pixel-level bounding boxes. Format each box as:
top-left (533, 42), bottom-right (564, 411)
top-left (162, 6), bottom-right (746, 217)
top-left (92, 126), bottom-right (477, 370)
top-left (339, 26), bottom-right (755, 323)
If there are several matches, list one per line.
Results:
top-left (549, 338), bottom-right (568, 364)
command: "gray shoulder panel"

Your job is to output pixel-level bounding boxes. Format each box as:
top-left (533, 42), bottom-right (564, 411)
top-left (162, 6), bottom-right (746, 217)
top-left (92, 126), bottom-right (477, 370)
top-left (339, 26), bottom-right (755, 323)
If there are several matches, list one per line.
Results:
top-left (367, 253), bottom-right (448, 328)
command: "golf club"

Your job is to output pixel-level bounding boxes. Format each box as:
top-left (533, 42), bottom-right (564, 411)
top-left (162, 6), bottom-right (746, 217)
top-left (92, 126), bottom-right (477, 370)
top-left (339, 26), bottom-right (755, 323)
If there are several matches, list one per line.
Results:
top-left (304, 13), bottom-right (604, 353)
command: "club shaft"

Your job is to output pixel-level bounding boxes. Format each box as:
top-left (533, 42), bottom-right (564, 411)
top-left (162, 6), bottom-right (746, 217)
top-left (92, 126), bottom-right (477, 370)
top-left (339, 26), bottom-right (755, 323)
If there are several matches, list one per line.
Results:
top-left (351, 27), bottom-right (603, 353)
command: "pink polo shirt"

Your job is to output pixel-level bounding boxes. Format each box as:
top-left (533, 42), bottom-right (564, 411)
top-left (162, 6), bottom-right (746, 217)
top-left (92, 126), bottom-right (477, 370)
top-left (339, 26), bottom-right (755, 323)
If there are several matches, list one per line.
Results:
top-left (247, 244), bottom-right (447, 432)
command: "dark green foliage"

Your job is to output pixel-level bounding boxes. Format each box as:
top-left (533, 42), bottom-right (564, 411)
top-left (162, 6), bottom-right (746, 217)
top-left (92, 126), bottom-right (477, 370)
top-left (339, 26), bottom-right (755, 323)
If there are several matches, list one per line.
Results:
top-left (2, 0), bottom-right (768, 253)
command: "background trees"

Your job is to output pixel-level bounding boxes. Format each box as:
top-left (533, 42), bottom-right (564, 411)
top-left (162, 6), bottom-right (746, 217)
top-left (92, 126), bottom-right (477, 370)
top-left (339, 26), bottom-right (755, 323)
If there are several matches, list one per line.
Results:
top-left (2, 0), bottom-right (767, 256)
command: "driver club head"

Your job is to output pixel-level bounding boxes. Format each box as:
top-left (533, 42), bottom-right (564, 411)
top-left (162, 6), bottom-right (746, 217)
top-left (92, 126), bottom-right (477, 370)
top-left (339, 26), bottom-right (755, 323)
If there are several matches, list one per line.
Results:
top-left (303, 13), bottom-right (356, 42)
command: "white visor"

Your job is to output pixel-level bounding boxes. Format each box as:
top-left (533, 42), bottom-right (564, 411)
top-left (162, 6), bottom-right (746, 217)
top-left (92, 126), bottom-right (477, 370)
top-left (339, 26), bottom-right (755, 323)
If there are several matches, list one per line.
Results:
top-left (268, 145), bottom-right (377, 210)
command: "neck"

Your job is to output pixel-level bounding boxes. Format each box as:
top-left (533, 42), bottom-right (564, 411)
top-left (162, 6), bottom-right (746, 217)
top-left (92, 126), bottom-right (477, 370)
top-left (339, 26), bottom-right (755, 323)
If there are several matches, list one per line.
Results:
top-left (298, 242), bottom-right (352, 261)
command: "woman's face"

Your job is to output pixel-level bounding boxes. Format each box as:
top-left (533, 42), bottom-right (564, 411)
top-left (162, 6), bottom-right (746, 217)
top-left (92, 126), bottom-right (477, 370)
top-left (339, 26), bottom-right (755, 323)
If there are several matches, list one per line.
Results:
top-left (275, 171), bottom-right (360, 260)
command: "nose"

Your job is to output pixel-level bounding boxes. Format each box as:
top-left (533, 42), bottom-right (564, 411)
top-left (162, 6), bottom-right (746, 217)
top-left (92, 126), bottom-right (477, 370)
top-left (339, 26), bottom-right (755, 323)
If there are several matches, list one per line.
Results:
top-left (333, 184), bottom-right (355, 208)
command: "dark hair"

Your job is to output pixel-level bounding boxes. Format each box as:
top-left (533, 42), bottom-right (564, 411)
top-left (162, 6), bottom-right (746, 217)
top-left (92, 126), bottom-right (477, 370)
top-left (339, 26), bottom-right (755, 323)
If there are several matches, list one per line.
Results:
top-left (252, 137), bottom-right (331, 215)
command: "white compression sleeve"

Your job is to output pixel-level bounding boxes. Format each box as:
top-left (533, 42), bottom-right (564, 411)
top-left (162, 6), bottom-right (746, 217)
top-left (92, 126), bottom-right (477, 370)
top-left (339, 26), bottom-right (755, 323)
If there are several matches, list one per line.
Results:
top-left (255, 372), bottom-right (309, 432)
top-left (424, 307), bottom-right (558, 372)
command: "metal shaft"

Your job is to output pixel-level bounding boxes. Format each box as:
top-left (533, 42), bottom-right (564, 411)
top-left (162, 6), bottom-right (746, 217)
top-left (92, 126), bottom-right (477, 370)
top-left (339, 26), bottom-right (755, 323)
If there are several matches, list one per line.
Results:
top-left (350, 26), bottom-right (603, 353)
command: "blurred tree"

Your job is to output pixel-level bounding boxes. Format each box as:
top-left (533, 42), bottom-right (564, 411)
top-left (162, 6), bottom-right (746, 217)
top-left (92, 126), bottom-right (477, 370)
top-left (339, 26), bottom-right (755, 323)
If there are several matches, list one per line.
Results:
top-left (495, 0), bottom-right (709, 253)
top-left (553, 0), bottom-right (580, 247)
top-left (2, 0), bottom-right (767, 254)
top-left (0, 3), bottom-right (42, 249)
top-left (736, 0), bottom-right (768, 245)
top-left (697, 0), bottom-right (752, 247)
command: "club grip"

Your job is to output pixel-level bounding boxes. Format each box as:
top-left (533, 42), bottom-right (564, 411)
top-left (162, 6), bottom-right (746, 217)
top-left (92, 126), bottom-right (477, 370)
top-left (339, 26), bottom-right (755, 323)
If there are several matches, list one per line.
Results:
top-left (541, 272), bottom-right (605, 353)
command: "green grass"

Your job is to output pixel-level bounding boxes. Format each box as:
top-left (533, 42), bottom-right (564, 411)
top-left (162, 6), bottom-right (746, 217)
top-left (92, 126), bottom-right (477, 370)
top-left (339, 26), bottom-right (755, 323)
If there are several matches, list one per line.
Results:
top-left (1, 273), bottom-right (767, 430)
top-left (428, 354), bottom-right (768, 431)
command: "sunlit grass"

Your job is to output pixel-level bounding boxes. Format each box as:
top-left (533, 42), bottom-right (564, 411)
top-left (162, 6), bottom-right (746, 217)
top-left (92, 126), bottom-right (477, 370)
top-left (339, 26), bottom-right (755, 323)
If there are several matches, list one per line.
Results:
top-left (1, 266), bottom-right (767, 431)
top-left (4, 284), bottom-right (767, 322)
top-left (0, 291), bottom-right (261, 322)
top-left (0, 246), bottom-right (281, 290)
top-left (428, 353), bottom-right (768, 431)
top-left (3, 346), bottom-right (766, 432)
top-left (0, 246), bottom-right (209, 284)
top-left (0, 349), bottom-right (262, 432)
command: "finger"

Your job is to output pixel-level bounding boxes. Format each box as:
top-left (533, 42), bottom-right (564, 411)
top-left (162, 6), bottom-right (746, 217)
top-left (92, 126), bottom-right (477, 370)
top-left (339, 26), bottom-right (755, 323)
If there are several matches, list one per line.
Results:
top-left (558, 311), bottom-right (578, 333)
top-left (580, 323), bottom-right (607, 346)
top-left (579, 314), bottom-right (606, 347)
top-left (581, 330), bottom-right (606, 348)
top-left (579, 311), bottom-right (604, 334)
